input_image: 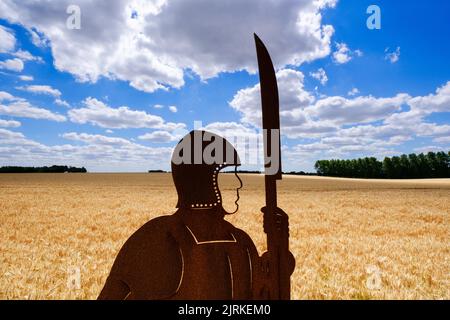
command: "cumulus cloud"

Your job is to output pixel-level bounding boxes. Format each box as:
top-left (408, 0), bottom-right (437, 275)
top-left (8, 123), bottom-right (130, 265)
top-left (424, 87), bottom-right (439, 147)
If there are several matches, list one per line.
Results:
top-left (68, 97), bottom-right (185, 130)
top-left (0, 91), bottom-right (66, 121)
top-left (0, 127), bottom-right (25, 140)
top-left (54, 98), bottom-right (70, 108)
top-left (16, 85), bottom-right (61, 97)
top-left (0, 58), bottom-right (24, 72)
top-left (228, 66), bottom-right (449, 170)
top-left (230, 72), bottom-right (449, 144)
top-left (0, 25), bottom-right (16, 52)
top-left (230, 68), bottom-right (340, 139)
top-left (0, 118), bottom-right (21, 128)
top-left (407, 81), bottom-right (450, 114)
top-left (0, 0), bottom-right (336, 92)
top-left (413, 145), bottom-right (448, 154)
top-left (0, 129), bottom-right (174, 172)
top-left (168, 105), bottom-right (178, 113)
top-left (146, 0), bottom-right (335, 78)
top-left (12, 49), bottom-right (43, 63)
top-left (19, 75), bottom-right (34, 81)
top-left (309, 68), bottom-right (328, 85)
top-left (0, 100), bottom-right (66, 122)
top-left (204, 121), bottom-right (260, 140)
top-left (62, 132), bottom-right (135, 147)
top-left (306, 93), bottom-right (410, 125)
top-left (385, 47), bottom-right (400, 63)
top-left (347, 87), bottom-right (359, 96)
top-left (138, 130), bottom-right (178, 143)
top-left (0, 91), bottom-right (15, 101)
top-left (230, 68), bottom-right (315, 128)
top-left (332, 42), bottom-right (361, 64)
top-left (433, 136), bottom-right (450, 144)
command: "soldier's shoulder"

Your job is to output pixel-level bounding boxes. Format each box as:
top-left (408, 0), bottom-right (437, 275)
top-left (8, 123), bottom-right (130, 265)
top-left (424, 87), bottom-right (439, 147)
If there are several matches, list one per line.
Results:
top-left (225, 222), bottom-right (255, 244)
top-left (140, 214), bottom-right (176, 230)
top-left (124, 214), bottom-right (177, 245)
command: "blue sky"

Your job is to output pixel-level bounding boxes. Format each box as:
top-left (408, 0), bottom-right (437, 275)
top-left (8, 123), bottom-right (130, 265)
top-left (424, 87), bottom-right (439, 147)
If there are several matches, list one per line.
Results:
top-left (0, 0), bottom-right (449, 172)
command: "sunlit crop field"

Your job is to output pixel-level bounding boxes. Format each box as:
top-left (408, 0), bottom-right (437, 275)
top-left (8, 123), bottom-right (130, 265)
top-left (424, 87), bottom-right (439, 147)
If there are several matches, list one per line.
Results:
top-left (0, 173), bottom-right (449, 299)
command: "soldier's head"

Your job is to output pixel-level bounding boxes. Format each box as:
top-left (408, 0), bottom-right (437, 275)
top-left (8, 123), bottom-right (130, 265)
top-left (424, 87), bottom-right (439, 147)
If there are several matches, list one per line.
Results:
top-left (171, 130), bottom-right (242, 214)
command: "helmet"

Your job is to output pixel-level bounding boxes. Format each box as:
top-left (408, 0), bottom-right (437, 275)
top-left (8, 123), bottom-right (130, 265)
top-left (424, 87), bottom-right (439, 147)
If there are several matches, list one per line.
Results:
top-left (171, 130), bottom-right (240, 209)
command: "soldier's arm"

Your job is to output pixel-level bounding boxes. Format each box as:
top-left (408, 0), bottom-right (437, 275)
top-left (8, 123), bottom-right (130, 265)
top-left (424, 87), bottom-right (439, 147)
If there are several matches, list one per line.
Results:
top-left (98, 216), bottom-right (182, 300)
top-left (230, 227), bottom-right (268, 299)
top-left (98, 240), bottom-right (132, 300)
top-left (98, 275), bottom-right (130, 300)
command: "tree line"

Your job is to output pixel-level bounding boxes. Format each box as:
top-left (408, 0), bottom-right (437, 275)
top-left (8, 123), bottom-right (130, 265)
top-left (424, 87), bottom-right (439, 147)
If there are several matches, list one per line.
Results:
top-left (314, 151), bottom-right (450, 179)
top-left (0, 165), bottom-right (87, 173)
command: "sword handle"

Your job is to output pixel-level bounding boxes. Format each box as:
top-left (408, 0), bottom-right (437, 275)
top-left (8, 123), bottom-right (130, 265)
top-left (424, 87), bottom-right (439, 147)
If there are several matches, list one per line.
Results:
top-left (263, 177), bottom-right (293, 300)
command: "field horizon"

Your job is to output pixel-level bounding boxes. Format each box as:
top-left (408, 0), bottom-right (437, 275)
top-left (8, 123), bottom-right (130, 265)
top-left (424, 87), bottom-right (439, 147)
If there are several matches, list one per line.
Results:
top-left (1, 173), bottom-right (449, 299)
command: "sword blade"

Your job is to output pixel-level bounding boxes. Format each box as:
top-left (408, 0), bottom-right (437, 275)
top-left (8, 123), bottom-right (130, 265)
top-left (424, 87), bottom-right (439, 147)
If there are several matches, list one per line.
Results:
top-left (254, 33), bottom-right (282, 179)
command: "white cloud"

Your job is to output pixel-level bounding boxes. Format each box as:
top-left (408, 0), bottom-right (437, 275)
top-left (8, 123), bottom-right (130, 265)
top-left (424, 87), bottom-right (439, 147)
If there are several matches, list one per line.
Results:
top-left (12, 49), bottom-right (43, 63)
top-left (0, 91), bottom-right (66, 122)
top-left (168, 105), bottom-right (177, 113)
top-left (0, 127), bottom-right (25, 139)
top-left (0, 0), bottom-right (336, 92)
top-left (0, 58), bottom-right (24, 72)
top-left (407, 81), bottom-right (450, 114)
top-left (413, 146), bottom-right (448, 154)
top-left (0, 25), bottom-right (15, 52)
top-left (230, 68), bottom-right (339, 139)
top-left (332, 43), bottom-right (350, 64)
top-left (306, 93), bottom-right (410, 125)
top-left (347, 87), bottom-right (359, 96)
top-left (138, 130), bottom-right (178, 143)
top-left (0, 129), bottom-right (174, 172)
top-left (19, 75), bottom-right (34, 81)
top-left (433, 136), bottom-right (450, 144)
top-left (153, 104), bottom-right (164, 109)
top-left (54, 99), bottom-right (70, 108)
top-left (0, 91), bottom-right (15, 101)
top-left (68, 97), bottom-right (185, 130)
top-left (332, 42), bottom-right (361, 64)
top-left (229, 65), bottom-right (449, 170)
top-left (16, 85), bottom-right (61, 97)
top-left (309, 68), bottom-right (328, 85)
top-left (0, 118), bottom-right (21, 128)
top-left (230, 68), bottom-right (315, 128)
top-left (204, 121), bottom-right (259, 139)
top-left (28, 28), bottom-right (48, 48)
top-left (62, 132), bottom-right (134, 147)
top-left (385, 47), bottom-right (400, 63)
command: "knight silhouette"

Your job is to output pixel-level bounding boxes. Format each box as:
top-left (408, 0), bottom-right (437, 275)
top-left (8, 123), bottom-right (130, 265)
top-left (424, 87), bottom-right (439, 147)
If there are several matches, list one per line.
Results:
top-left (98, 130), bottom-right (294, 300)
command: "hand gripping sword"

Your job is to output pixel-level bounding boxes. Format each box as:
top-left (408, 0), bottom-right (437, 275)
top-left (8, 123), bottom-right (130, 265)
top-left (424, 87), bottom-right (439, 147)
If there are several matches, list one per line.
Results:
top-left (254, 33), bottom-right (292, 300)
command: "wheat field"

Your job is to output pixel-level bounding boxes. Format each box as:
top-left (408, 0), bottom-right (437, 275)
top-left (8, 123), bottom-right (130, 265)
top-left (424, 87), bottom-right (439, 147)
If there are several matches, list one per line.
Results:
top-left (0, 173), bottom-right (449, 300)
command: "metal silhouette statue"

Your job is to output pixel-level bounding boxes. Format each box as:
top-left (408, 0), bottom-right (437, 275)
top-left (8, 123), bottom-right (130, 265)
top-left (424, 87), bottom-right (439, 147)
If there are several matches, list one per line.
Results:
top-left (98, 34), bottom-right (295, 300)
